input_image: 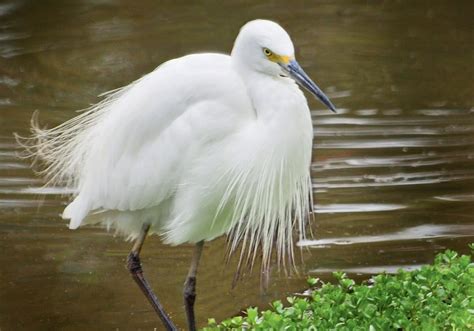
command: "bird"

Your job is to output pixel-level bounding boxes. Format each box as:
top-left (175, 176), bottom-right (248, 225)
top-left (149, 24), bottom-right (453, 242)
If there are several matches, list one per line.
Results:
top-left (19, 19), bottom-right (336, 331)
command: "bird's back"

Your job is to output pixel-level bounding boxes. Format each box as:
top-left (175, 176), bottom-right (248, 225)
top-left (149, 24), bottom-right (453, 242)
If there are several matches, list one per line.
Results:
top-left (33, 53), bottom-right (255, 231)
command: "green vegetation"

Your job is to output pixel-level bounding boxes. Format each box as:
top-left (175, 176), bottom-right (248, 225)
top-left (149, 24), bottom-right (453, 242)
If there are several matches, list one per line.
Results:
top-left (204, 245), bottom-right (473, 330)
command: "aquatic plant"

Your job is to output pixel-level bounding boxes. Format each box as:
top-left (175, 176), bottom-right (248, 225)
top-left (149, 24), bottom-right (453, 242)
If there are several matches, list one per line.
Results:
top-left (205, 245), bottom-right (473, 330)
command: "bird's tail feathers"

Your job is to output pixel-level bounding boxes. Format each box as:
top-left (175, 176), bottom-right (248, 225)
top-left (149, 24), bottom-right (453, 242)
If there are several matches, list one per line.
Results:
top-left (14, 81), bottom-right (138, 189)
top-left (63, 196), bottom-right (91, 229)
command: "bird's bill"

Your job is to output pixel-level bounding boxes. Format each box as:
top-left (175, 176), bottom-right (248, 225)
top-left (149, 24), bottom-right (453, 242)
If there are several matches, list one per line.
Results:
top-left (280, 60), bottom-right (337, 113)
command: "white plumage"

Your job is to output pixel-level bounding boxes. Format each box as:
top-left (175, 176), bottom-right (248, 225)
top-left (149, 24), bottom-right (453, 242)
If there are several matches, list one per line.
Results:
top-left (21, 19), bottom-right (336, 274)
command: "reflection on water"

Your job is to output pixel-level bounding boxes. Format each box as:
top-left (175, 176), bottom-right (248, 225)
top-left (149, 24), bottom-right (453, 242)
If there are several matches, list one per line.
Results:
top-left (435, 194), bottom-right (474, 202)
top-left (314, 203), bottom-right (406, 213)
top-left (299, 224), bottom-right (474, 247)
top-left (0, 0), bottom-right (473, 329)
top-left (310, 264), bottom-right (424, 275)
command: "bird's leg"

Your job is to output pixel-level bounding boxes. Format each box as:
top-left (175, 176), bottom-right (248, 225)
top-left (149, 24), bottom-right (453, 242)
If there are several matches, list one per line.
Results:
top-left (183, 241), bottom-right (204, 331)
top-left (127, 224), bottom-right (177, 331)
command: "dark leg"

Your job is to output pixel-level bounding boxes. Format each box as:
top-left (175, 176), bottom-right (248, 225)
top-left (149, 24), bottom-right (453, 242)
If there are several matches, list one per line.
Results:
top-left (183, 241), bottom-right (204, 331)
top-left (127, 224), bottom-right (177, 331)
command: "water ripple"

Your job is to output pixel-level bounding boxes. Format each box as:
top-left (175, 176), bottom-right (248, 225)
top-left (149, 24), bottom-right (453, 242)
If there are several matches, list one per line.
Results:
top-left (298, 224), bottom-right (474, 248)
top-left (315, 117), bottom-right (465, 126)
top-left (313, 170), bottom-right (474, 188)
top-left (309, 264), bottom-right (423, 275)
top-left (313, 151), bottom-right (473, 170)
top-left (315, 125), bottom-right (474, 137)
top-left (355, 109), bottom-right (378, 116)
top-left (314, 203), bottom-right (406, 213)
top-left (416, 109), bottom-right (469, 116)
top-left (316, 136), bottom-right (473, 149)
top-left (434, 194), bottom-right (474, 202)
top-left (0, 198), bottom-right (56, 208)
top-left (0, 186), bottom-right (75, 195)
top-left (0, 162), bottom-right (28, 170)
top-left (0, 177), bottom-right (41, 186)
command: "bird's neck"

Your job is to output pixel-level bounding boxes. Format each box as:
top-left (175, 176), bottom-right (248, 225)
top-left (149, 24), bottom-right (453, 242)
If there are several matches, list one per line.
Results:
top-left (233, 62), bottom-right (306, 123)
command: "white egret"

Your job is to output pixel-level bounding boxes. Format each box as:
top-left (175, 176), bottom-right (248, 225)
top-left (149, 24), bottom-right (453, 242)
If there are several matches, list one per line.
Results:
top-left (20, 19), bottom-right (336, 330)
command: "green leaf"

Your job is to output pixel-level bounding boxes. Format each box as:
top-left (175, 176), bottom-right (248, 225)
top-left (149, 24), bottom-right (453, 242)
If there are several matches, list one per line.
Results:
top-left (205, 245), bottom-right (474, 331)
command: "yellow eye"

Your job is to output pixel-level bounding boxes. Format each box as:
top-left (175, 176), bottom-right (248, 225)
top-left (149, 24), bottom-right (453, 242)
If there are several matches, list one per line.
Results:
top-left (263, 48), bottom-right (272, 57)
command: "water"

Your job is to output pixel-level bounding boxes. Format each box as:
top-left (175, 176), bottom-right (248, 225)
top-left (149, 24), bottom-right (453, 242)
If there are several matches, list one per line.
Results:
top-left (1, 1), bottom-right (473, 329)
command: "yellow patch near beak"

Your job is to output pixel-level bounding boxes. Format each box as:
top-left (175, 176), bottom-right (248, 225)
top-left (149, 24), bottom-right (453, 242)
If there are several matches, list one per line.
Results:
top-left (268, 53), bottom-right (293, 65)
top-left (278, 55), bottom-right (292, 64)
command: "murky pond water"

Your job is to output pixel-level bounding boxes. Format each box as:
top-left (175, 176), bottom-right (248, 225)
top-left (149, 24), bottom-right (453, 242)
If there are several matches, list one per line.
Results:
top-left (1, 1), bottom-right (473, 329)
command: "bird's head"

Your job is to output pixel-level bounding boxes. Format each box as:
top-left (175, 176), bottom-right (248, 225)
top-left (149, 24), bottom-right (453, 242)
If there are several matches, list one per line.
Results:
top-left (232, 19), bottom-right (337, 113)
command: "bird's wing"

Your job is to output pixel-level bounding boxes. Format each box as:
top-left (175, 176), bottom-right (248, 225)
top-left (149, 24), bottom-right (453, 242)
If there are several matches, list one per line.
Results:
top-left (34, 54), bottom-right (254, 227)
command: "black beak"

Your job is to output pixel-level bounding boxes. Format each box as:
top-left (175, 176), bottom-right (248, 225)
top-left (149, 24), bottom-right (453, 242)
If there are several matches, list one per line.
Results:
top-left (281, 60), bottom-right (337, 113)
